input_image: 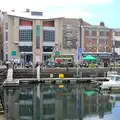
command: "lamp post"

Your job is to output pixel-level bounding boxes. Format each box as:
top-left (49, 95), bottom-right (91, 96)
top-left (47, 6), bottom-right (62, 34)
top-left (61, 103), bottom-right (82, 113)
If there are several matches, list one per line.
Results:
top-left (24, 52), bottom-right (26, 67)
top-left (112, 30), bottom-right (116, 67)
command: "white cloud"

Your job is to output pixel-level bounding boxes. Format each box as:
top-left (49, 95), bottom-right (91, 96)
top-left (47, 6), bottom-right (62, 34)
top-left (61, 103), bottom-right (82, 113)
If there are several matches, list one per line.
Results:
top-left (44, 8), bottom-right (94, 18)
top-left (0, 0), bottom-right (112, 11)
top-left (0, 0), bottom-right (112, 18)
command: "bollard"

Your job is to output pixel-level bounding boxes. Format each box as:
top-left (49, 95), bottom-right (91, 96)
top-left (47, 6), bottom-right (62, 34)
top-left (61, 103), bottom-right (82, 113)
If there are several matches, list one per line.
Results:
top-left (7, 68), bottom-right (13, 82)
top-left (37, 65), bottom-right (40, 80)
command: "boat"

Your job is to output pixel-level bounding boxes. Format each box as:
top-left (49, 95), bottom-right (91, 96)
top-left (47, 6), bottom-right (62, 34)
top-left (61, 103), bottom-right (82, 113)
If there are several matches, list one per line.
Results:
top-left (100, 71), bottom-right (120, 89)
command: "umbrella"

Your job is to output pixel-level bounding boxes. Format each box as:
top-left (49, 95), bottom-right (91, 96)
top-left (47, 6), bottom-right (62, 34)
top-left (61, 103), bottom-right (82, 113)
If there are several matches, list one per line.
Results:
top-left (56, 59), bottom-right (62, 64)
top-left (82, 55), bottom-right (97, 61)
top-left (84, 90), bottom-right (97, 96)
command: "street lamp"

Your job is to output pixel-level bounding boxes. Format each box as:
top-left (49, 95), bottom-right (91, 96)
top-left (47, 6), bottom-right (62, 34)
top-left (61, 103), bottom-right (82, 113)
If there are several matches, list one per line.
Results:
top-left (112, 40), bottom-right (116, 67)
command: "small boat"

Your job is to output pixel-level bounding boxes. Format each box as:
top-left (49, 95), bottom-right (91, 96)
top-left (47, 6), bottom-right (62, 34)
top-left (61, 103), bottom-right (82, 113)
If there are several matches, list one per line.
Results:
top-left (101, 71), bottom-right (120, 89)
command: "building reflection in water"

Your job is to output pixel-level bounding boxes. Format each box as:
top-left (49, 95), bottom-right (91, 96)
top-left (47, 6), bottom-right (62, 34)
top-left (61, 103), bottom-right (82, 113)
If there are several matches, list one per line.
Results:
top-left (3, 83), bottom-right (114, 120)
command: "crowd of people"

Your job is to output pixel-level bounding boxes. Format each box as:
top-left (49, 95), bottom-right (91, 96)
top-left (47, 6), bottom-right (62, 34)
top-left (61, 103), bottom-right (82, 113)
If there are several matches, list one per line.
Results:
top-left (1, 58), bottom-right (115, 69)
top-left (3, 60), bottom-right (42, 69)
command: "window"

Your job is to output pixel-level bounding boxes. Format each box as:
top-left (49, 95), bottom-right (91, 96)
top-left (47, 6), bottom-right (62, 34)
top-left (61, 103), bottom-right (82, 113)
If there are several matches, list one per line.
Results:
top-left (115, 32), bottom-right (120, 36)
top-left (5, 54), bottom-right (8, 60)
top-left (92, 31), bottom-right (97, 36)
top-left (31, 11), bottom-right (43, 16)
top-left (5, 23), bottom-right (8, 30)
top-left (19, 105), bottom-right (33, 116)
top-left (99, 39), bottom-right (104, 45)
top-left (110, 76), bottom-right (114, 80)
top-left (116, 77), bottom-right (120, 81)
top-left (115, 41), bottom-right (120, 48)
top-left (6, 32), bottom-right (8, 41)
top-left (19, 30), bottom-right (32, 41)
top-left (88, 30), bottom-right (92, 36)
top-left (92, 39), bottom-right (97, 44)
top-left (43, 30), bottom-right (55, 42)
top-left (43, 93), bottom-right (55, 99)
top-left (99, 31), bottom-right (104, 36)
top-left (98, 46), bottom-right (105, 52)
top-left (43, 46), bottom-right (53, 52)
top-left (19, 46), bottom-right (32, 52)
top-left (85, 30), bottom-right (89, 36)
top-left (88, 38), bottom-right (92, 45)
top-left (36, 37), bottom-right (40, 49)
top-left (103, 32), bottom-right (107, 36)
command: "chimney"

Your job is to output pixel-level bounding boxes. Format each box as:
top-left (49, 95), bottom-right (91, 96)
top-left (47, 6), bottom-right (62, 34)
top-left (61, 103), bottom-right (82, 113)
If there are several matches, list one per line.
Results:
top-left (100, 22), bottom-right (105, 26)
top-left (80, 18), bottom-right (83, 25)
top-left (26, 9), bottom-right (30, 12)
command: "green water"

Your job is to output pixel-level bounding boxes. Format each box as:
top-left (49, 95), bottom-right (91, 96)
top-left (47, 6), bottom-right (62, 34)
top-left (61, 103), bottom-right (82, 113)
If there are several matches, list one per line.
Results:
top-left (3, 84), bottom-right (120, 120)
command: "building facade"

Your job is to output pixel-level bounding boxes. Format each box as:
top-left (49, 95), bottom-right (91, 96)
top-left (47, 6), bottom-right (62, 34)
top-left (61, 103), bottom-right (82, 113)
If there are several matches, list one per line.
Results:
top-left (0, 11), bottom-right (4, 61)
top-left (82, 22), bottom-right (113, 60)
top-left (3, 10), bottom-right (113, 63)
top-left (3, 10), bottom-right (63, 63)
top-left (112, 29), bottom-right (120, 55)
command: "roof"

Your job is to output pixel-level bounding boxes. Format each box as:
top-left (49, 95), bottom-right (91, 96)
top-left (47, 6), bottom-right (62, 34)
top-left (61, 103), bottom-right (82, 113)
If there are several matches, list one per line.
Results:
top-left (113, 28), bottom-right (120, 31)
top-left (84, 25), bottom-right (108, 29)
top-left (63, 18), bottom-right (91, 26)
top-left (82, 21), bottom-right (91, 26)
top-left (7, 11), bottom-right (64, 20)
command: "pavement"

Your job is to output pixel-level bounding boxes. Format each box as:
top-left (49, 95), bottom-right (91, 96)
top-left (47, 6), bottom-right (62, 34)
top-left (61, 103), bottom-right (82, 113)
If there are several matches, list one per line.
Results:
top-left (0, 115), bottom-right (4, 120)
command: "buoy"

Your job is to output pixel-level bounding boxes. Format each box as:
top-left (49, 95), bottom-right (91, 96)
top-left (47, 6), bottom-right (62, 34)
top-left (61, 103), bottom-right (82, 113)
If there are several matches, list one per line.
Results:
top-left (59, 74), bottom-right (64, 78)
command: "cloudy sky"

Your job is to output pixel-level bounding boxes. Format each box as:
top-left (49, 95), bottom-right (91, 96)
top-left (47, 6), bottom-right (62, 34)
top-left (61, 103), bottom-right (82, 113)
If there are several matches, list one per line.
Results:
top-left (0, 0), bottom-right (119, 27)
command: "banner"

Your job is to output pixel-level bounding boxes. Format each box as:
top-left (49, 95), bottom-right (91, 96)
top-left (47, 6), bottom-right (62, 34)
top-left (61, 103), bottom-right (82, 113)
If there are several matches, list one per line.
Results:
top-left (77, 48), bottom-right (82, 60)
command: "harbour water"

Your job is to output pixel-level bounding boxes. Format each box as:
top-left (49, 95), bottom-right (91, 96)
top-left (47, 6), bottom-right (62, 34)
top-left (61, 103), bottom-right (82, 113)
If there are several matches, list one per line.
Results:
top-left (3, 83), bottom-right (120, 120)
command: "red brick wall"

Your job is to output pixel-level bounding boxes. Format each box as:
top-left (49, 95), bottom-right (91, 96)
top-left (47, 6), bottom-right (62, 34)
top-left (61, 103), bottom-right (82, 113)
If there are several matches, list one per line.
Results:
top-left (106, 30), bottom-right (112, 52)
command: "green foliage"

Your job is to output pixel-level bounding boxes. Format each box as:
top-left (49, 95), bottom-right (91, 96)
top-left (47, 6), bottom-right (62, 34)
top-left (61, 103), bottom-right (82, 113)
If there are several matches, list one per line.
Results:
top-left (111, 64), bottom-right (120, 67)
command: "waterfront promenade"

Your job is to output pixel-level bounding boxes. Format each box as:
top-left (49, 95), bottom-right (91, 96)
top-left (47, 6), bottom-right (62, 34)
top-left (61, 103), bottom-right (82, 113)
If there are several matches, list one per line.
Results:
top-left (14, 67), bottom-right (120, 73)
top-left (0, 67), bottom-right (120, 79)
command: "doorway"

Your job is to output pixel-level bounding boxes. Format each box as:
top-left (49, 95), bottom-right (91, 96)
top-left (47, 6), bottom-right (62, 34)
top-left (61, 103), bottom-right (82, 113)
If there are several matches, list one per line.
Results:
top-left (20, 53), bottom-right (33, 63)
top-left (43, 54), bottom-right (51, 62)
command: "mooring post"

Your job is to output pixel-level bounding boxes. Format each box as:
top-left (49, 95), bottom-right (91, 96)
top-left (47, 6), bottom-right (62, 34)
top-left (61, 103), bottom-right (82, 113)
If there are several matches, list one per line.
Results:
top-left (37, 65), bottom-right (40, 80)
top-left (7, 67), bottom-right (13, 83)
top-left (36, 65), bottom-right (41, 119)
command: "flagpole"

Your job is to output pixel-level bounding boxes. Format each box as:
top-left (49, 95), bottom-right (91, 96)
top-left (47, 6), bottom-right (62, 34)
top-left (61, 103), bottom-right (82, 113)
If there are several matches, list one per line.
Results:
top-left (76, 47), bottom-right (82, 77)
top-left (77, 55), bottom-right (79, 77)
top-left (77, 46), bottom-right (79, 77)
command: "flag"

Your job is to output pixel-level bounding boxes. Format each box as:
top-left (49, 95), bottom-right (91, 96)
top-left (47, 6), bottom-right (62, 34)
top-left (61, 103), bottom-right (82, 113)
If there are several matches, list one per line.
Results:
top-left (77, 48), bottom-right (82, 60)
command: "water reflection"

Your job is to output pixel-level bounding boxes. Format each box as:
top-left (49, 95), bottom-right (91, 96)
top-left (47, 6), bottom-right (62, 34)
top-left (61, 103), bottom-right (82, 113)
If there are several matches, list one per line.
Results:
top-left (3, 84), bottom-right (120, 120)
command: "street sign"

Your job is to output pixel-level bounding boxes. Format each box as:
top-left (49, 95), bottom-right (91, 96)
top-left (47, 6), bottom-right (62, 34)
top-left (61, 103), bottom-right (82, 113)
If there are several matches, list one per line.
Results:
top-left (11, 51), bottom-right (16, 56)
top-left (55, 51), bottom-right (60, 56)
